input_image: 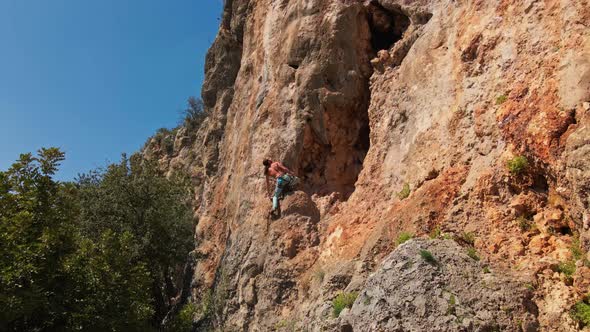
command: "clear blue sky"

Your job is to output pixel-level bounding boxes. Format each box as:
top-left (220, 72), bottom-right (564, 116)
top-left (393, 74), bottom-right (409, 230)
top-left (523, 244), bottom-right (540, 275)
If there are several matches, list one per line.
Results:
top-left (0, 0), bottom-right (223, 180)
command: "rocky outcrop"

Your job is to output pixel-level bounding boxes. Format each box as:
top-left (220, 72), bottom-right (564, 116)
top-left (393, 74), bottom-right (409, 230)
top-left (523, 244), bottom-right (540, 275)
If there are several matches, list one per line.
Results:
top-left (144, 0), bottom-right (590, 330)
top-left (342, 239), bottom-right (538, 332)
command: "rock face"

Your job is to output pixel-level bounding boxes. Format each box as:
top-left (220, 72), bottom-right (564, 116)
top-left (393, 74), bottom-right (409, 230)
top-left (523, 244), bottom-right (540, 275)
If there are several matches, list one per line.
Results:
top-left (145, 0), bottom-right (590, 331)
top-left (343, 239), bottom-right (537, 332)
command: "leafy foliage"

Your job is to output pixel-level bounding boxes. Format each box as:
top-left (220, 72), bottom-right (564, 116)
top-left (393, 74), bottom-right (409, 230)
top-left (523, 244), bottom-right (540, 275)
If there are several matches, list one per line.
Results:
top-left (554, 261), bottom-right (576, 279)
top-left (0, 148), bottom-right (78, 331)
top-left (430, 226), bottom-right (441, 239)
top-left (397, 183), bottom-right (411, 200)
top-left (62, 231), bottom-right (154, 331)
top-left (419, 250), bottom-right (437, 265)
top-left (332, 292), bottom-right (358, 318)
top-left (77, 153), bottom-right (194, 323)
top-left (167, 303), bottom-right (197, 332)
top-left (210, 269), bottom-right (231, 324)
top-left (571, 235), bottom-right (585, 261)
top-left (181, 97), bottom-right (208, 131)
top-left (152, 128), bottom-right (176, 155)
top-left (572, 297), bottom-right (590, 327)
top-left (447, 294), bottom-right (457, 315)
top-left (146, 97), bottom-right (209, 156)
top-left (506, 156), bottom-right (529, 175)
top-left (0, 148), bottom-right (194, 331)
top-left (467, 248), bottom-right (480, 261)
top-left (395, 232), bottom-right (414, 246)
top-left (459, 232), bottom-right (476, 246)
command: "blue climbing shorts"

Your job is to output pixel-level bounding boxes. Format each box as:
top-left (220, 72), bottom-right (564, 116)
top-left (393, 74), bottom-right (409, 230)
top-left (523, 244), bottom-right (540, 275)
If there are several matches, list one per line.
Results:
top-left (272, 174), bottom-right (293, 210)
top-left (274, 174), bottom-right (293, 198)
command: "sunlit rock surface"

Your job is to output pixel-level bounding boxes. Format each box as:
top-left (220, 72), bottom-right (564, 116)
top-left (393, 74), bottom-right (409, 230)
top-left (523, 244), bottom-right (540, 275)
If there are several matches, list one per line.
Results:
top-left (145, 0), bottom-right (590, 330)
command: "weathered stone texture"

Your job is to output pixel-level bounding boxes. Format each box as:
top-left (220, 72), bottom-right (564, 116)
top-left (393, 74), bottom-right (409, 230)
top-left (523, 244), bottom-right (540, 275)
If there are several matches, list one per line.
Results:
top-left (146, 0), bottom-right (590, 330)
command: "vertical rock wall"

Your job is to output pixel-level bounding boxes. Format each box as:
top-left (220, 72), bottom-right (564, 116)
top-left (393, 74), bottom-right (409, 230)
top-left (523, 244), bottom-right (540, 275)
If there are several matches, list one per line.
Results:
top-left (148, 0), bottom-right (590, 330)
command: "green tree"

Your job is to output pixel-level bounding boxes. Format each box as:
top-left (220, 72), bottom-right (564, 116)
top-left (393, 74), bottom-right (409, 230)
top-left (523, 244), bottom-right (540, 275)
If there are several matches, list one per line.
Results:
top-left (181, 96), bottom-right (208, 131)
top-left (61, 231), bottom-right (154, 331)
top-left (0, 148), bottom-right (78, 331)
top-left (0, 148), bottom-right (194, 331)
top-left (77, 153), bottom-right (194, 325)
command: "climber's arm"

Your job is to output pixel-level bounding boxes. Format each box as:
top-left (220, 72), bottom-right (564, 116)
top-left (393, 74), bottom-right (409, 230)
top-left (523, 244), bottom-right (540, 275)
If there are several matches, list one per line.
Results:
top-left (277, 162), bottom-right (293, 175)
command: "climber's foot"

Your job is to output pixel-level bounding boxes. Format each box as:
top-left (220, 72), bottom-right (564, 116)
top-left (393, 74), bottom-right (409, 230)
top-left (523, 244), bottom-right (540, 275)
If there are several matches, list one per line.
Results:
top-left (270, 209), bottom-right (280, 220)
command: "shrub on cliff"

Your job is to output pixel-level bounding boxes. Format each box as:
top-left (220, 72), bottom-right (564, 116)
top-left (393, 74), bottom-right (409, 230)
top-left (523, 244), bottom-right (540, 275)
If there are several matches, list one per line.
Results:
top-left (167, 303), bottom-right (197, 332)
top-left (153, 127), bottom-right (176, 154)
top-left (429, 226), bottom-right (442, 239)
top-left (419, 250), bottom-right (437, 265)
top-left (459, 232), bottom-right (476, 246)
top-left (181, 96), bottom-right (209, 131)
top-left (554, 260), bottom-right (576, 284)
top-left (571, 235), bottom-right (586, 262)
top-left (332, 292), bottom-right (358, 317)
top-left (145, 97), bottom-right (209, 156)
top-left (397, 183), bottom-right (410, 200)
top-left (467, 248), bottom-right (480, 261)
top-left (572, 297), bottom-right (590, 327)
top-left (506, 156), bottom-right (528, 175)
top-left (517, 215), bottom-right (534, 232)
top-left (396, 232), bottom-right (414, 246)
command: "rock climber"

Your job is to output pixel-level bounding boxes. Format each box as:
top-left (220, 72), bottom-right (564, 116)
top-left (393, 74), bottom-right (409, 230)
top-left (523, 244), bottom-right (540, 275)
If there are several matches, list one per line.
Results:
top-left (263, 158), bottom-right (298, 217)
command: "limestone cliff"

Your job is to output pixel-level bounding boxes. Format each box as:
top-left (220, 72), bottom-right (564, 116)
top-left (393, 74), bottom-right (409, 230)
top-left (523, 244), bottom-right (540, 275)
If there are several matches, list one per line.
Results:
top-left (145, 0), bottom-right (590, 330)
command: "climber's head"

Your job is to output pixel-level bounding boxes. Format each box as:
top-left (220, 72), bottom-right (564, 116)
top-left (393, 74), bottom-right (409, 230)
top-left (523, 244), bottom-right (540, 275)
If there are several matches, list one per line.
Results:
top-left (263, 158), bottom-right (272, 174)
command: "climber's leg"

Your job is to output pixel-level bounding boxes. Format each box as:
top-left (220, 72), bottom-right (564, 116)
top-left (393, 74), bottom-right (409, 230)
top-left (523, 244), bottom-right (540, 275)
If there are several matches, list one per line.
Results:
top-left (272, 177), bottom-right (285, 212)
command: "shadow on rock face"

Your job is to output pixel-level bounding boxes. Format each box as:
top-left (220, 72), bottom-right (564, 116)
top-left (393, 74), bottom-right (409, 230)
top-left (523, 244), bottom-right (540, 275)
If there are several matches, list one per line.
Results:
top-left (280, 191), bottom-right (321, 223)
top-left (366, 1), bottom-right (410, 53)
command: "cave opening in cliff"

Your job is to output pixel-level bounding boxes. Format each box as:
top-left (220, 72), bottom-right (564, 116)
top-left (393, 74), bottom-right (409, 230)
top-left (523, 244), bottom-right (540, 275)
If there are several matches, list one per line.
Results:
top-left (557, 226), bottom-right (572, 236)
top-left (296, 93), bottom-right (371, 200)
top-left (367, 1), bottom-right (410, 53)
top-left (296, 65), bottom-right (371, 200)
top-left (293, 2), bottom-right (418, 201)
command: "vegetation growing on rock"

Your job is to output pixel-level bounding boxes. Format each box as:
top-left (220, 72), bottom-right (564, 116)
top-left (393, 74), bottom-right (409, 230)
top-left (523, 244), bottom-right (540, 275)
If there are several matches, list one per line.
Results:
top-left (459, 232), bottom-right (476, 246)
top-left (313, 268), bottom-right (326, 282)
top-left (554, 261), bottom-right (576, 283)
top-left (346, 240), bottom-right (536, 330)
top-left (517, 215), bottom-right (534, 232)
top-left (397, 182), bottom-right (411, 200)
top-left (572, 297), bottom-right (590, 328)
top-left (332, 292), bottom-right (358, 318)
top-left (167, 303), bottom-right (197, 332)
top-left (506, 156), bottom-right (529, 175)
top-left (181, 96), bottom-right (209, 131)
top-left (429, 226), bottom-right (442, 239)
top-left (395, 231), bottom-right (414, 246)
top-left (467, 247), bottom-right (480, 261)
top-left (496, 94), bottom-right (508, 105)
top-left (419, 250), bottom-right (437, 265)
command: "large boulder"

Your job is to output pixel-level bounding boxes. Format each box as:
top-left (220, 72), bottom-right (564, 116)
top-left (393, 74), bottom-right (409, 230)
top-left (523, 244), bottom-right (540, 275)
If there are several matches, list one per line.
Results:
top-left (341, 239), bottom-right (539, 332)
top-left (281, 191), bottom-right (321, 223)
